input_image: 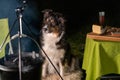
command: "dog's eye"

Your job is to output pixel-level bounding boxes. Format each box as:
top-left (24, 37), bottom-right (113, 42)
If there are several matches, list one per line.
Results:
top-left (46, 17), bottom-right (55, 22)
top-left (46, 17), bottom-right (52, 21)
top-left (43, 28), bottom-right (48, 32)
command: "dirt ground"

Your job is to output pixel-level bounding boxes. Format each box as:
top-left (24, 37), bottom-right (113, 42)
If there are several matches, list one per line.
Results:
top-left (42, 70), bottom-right (83, 80)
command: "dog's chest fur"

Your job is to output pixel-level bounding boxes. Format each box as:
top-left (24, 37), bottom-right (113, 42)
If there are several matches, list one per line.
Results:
top-left (41, 30), bottom-right (65, 61)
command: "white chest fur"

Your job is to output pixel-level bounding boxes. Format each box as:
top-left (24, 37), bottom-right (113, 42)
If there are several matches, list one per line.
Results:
top-left (42, 31), bottom-right (65, 62)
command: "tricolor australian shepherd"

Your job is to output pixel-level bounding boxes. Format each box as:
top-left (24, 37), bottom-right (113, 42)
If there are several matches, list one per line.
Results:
top-left (40, 9), bottom-right (71, 78)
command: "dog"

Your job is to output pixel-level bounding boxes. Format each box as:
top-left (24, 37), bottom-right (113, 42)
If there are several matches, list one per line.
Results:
top-left (39, 9), bottom-right (70, 79)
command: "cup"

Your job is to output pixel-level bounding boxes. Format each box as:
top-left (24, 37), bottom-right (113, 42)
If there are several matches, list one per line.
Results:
top-left (99, 11), bottom-right (105, 26)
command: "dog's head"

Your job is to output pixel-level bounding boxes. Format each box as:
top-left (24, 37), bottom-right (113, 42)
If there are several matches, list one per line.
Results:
top-left (41, 9), bottom-right (66, 37)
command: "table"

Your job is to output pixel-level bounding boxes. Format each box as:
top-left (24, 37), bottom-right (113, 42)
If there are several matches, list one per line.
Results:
top-left (82, 32), bottom-right (120, 80)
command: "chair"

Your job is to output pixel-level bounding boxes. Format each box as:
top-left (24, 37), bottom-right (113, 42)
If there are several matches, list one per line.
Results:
top-left (99, 73), bottom-right (120, 80)
top-left (0, 18), bottom-right (12, 58)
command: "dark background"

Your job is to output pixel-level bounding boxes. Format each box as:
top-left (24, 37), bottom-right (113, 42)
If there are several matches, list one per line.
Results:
top-left (40, 0), bottom-right (120, 33)
top-left (1, 0), bottom-right (120, 33)
top-left (0, 0), bottom-right (120, 53)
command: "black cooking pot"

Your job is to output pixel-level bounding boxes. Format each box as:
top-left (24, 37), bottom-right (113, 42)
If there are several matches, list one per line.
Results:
top-left (0, 52), bottom-right (43, 80)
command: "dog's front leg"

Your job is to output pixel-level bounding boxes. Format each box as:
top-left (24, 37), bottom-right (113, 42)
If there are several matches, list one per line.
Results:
top-left (42, 59), bottom-right (48, 78)
top-left (59, 60), bottom-right (64, 77)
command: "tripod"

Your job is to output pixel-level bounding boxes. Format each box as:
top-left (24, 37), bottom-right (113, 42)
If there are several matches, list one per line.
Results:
top-left (15, 2), bottom-right (26, 80)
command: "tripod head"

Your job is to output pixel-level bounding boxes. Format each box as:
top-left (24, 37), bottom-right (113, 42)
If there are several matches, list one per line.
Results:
top-left (15, 0), bottom-right (27, 14)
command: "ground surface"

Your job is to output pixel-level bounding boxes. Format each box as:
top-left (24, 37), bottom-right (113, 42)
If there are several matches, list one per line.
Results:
top-left (42, 70), bottom-right (83, 80)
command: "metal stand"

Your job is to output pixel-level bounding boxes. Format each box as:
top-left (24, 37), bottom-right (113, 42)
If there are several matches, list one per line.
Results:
top-left (14, 1), bottom-right (27, 80)
top-left (16, 8), bottom-right (23, 80)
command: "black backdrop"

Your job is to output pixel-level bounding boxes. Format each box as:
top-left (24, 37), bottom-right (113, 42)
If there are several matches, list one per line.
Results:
top-left (0, 0), bottom-right (120, 34)
top-left (0, 0), bottom-right (120, 53)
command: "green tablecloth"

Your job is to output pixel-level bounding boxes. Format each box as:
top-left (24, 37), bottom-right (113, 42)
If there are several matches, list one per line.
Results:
top-left (82, 38), bottom-right (120, 80)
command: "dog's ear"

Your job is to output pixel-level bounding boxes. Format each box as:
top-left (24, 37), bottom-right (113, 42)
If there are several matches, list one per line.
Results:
top-left (54, 12), bottom-right (66, 24)
top-left (42, 9), bottom-right (53, 18)
top-left (59, 17), bottom-right (66, 24)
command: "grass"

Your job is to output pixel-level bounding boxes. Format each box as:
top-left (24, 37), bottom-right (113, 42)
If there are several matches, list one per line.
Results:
top-left (67, 25), bottom-right (92, 59)
top-left (67, 32), bottom-right (85, 59)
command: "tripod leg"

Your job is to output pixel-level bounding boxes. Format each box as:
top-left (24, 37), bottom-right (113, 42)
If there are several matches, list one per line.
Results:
top-left (8, 41), bottom-right (13, 55)
top-left (22, 18), bottom-right (36, 37)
